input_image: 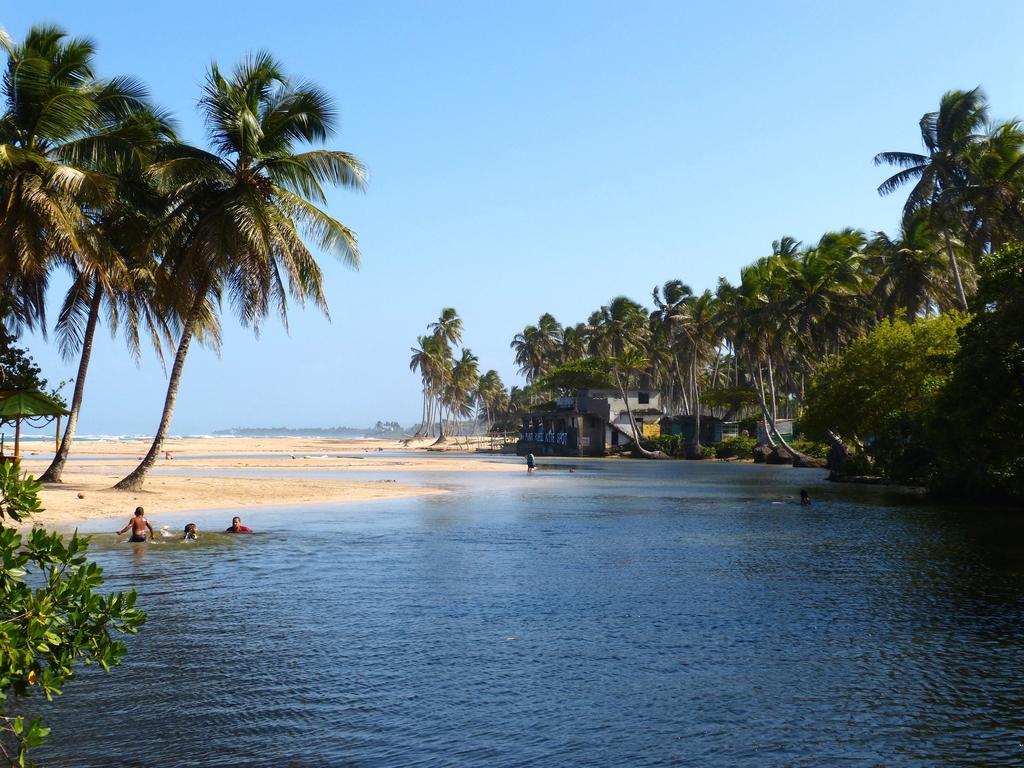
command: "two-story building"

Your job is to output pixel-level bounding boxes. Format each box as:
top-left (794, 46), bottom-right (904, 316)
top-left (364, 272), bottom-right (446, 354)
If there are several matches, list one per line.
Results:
top-left (518, 388), bottom-right (665, 457)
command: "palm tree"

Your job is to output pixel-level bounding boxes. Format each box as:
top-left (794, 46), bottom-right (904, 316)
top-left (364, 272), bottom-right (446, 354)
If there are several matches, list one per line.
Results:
top-left (0, 24), bottom-right (150, 332)
top-left (426, 308), bottom-right (462, 440)
top-left (962, 120), bottom-right (1024, 255)
top-left (446, 348), bottom-right (479, 442)
top-left (41, 108), bottom-right (178, 483)
top-left (115, 52), bottom-right (365, 490)
top-left (867, 212), bottom-right (959, 321)
top-left (677, 290), bottom-right (719, 455)
top-left (875, 88), bottom-right (989, 310)
top-left (510, 313), bottom-right (562, 382)
top-left (590, 296), bottom-right (658, 456)
top-left (651, 279), bottom-right (693, 413)
top-left (475, 369), bottom-right (505, 432)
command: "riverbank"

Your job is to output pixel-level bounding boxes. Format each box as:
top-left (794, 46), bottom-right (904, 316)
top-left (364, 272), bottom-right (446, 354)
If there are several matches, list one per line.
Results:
top-left (14, 437), bottom-right (519, 529)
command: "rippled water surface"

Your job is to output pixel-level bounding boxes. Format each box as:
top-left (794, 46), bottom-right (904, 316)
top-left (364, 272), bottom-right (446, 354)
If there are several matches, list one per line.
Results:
top-left (34, 459), bottom-right (1024, 766)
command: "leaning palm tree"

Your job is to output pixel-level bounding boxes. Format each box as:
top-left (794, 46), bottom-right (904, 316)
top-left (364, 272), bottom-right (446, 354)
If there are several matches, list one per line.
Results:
top-left (41, 108), bottom-right (179, 483)
top-left (875, 88), bottom-right (989, 310)
top-left (115, 52), bottom-right (365, 490)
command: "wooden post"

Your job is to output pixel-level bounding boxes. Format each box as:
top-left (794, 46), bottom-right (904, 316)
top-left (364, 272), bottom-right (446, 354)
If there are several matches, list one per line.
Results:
top-left (55, 415), bottom-right (61, 453)
top-left (13, 417), bottom-right (20, 464)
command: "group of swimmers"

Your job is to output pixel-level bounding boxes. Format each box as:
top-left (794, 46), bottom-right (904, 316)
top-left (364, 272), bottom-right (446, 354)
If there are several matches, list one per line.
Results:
top-left (117, 506), bottom-right (255, 543)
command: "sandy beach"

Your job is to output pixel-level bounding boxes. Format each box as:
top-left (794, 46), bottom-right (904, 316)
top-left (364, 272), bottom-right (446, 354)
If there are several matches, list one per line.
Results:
top-left (14, 437), bottom-right (518, 529)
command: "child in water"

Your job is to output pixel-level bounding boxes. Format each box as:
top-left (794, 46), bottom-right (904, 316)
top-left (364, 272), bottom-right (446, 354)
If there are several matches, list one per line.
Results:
top-left (800, 489), bottom-right (811, 506)
top-left (118, 507), bottom-right (155, 542)
top-left (183, 523), bottom-right (199, 540)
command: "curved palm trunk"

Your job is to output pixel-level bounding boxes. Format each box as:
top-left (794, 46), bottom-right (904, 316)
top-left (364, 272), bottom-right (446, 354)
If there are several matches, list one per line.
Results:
top-left (942, 229), bottom-right (969, 311)
top-left (613, 369), bottom-right (656, 457)
top-left (114, 287), bottom-right (206, 491)
top-left (40, 277), bottom-right (103, 484)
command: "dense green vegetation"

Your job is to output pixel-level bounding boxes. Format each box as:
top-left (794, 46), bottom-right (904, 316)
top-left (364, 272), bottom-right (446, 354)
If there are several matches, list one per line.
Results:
top-left (500, 88), bottom-right (1023, 497)
top-left (931, 246), bottom-right (1024, 499)
top-left (0, 466), bottom-right (144, 765)
top-left (802, 313), bottom-right (966, 483)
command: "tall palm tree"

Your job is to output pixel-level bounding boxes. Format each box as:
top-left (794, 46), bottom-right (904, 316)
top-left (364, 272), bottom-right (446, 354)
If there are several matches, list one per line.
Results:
top-left (510, 313), bottom-right (562, 382)
top-left (867, 212), bottom-right (958, 321)
top-left (651, 279), bottom-right (693, 413)
top-left (677, 290), bottom-right (719, 455)
top-left (41, 108), bottom-right (178, 483)
top-left (962, 120), bottom-right (1024, 255)
top-left (115, 52), bottom-right (365, 490)
top-left (591, 296), bottom-right (658, 456)
top-left (0, 24), bottom-right (149, 332)
top-left (475, 369), bottom-right (505, 432)
top-left (875, 87), bottom-right (989, 310)
top-left (446, 348), bottom-right (479, 441)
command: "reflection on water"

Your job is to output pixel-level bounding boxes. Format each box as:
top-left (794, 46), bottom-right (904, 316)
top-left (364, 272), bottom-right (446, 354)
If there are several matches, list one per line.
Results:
top-left (35, 460), bottom-right (1024, 767)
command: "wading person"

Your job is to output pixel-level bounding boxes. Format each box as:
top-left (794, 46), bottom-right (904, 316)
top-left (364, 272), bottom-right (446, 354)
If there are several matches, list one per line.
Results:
top-left (118, 507), bottom-right (155, 542)
top-left (526, 452), bottom-right (536, 474)
top-left (225, 516), bottom-right (254, 533)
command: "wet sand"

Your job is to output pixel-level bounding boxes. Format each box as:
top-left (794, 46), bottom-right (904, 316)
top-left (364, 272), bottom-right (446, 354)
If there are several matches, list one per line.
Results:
top-left (14, 437), bottom-right (517, 529)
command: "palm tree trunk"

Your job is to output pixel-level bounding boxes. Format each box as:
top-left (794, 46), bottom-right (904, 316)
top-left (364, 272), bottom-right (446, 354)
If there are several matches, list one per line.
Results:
top-left (613, 368), bottom-right (656, 457)
top-left (943, 229), bottom-right (969, 310)
top-left (40, 277), bottom-right (103, 484)
top-left (693, 355), bottom-right (702, 450)
top-left (114, 286), bottom-right (206, 491)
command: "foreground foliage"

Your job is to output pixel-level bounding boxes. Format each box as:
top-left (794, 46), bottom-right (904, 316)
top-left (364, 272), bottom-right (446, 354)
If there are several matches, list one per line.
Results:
top-left (0, 466), bottom-right (144, 765)
top-left (931, 245), bottom-right (1024, 499)
top-left (803, 314), bottom-right (965, 483)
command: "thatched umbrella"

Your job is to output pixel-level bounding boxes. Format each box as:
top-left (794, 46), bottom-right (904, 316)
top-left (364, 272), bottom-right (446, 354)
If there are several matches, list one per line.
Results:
top-left (0, 390), bottom-right (69, 463)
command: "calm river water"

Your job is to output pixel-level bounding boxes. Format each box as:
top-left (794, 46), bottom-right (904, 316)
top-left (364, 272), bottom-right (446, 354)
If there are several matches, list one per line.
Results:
top-left (34, 458), bottom-right (1024, 766)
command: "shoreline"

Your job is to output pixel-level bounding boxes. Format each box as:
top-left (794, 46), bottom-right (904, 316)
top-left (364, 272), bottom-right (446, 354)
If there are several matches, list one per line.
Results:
top-left (14, 437), bottom-right (519, 531)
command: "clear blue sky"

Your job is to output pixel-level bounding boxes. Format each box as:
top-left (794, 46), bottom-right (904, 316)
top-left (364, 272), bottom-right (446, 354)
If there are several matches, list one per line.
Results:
top-left (8, 1), bottom-right (1024, 435)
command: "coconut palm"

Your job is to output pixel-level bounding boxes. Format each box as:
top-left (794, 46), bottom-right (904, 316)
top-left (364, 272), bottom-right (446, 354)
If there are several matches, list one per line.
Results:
top-left (875, 87), bottom-right (989, 309)
top-left (0, 24), bottom-right (151, 332)
top-left (115, 52), bottom-right (365, 490)
top-left (676, 289), bottom-right (720, 454)
top-left (651, 279), bottom-right (694, 412)
top-left (867, 212), bottom-right (959, 321)
top-left (40, 107), bottom-right (179, 483)
top-left (475, 369), bottom-right (506, 432)
top-left (510, 313), bottom-right (562, 382)
top-left (962, 120), bottom-right (1024, 255)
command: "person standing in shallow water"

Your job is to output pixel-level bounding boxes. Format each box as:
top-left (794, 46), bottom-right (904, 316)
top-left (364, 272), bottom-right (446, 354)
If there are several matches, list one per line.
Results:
top-left (526, 452), bottom-right (536, 473)
top-left (226, 516), bottom-right (254, 533)
top-left (800, 489), bottom-right (811, 506)
top-left (118, 507), bottom-right (155, 542)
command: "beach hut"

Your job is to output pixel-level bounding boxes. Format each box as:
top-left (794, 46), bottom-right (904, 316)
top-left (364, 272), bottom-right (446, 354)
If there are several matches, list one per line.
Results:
top-left (0, 389), bottom-right (69, 463)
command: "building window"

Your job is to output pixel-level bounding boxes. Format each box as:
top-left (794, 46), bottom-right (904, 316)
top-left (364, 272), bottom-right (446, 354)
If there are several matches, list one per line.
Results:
top-left (638, 391), bottom-right (650, 404)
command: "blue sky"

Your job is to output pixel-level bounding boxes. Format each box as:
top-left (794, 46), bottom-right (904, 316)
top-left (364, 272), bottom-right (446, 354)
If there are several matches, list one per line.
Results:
top-left (7, 1), bottom-right (1024, 434)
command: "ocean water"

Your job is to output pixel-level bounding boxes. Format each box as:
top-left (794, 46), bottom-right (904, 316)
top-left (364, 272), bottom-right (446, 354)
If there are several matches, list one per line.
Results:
top-left (32, 458), bottom-right (1024, 767)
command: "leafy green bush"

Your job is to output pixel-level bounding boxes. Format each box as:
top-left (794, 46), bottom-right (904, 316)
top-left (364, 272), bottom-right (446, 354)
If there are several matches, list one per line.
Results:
top-left (789, 440), bottom-right (829, 460)
top-left (0, 464), bottom-right (146, 764)
top-left (803, 314), bottom-right (966, 484)
top-left (931, 245), bottom-right (1024, 500)
top-left (715, 435), bottom-right (756, 459)
top-left (648, 434), bottom-right (683, 456)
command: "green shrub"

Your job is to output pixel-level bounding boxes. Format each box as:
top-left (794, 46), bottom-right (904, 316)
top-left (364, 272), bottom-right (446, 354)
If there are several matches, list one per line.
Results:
top-left (789, 439), bottom-right (829, 460)
top-left (0, 464), bottom-right (146, 763)
top-left (715, 434), bottom-right (756, 459)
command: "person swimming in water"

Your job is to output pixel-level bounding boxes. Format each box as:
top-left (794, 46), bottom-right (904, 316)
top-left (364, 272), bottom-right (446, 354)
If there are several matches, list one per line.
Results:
top-left (225, 516), bottom-right (254, 533)
top-left (800, 489), bottom-right (811, 506)
top-left (118, 507), bottom-right (155, 542)
top-left (183, 522), bottom-right (198, 540)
